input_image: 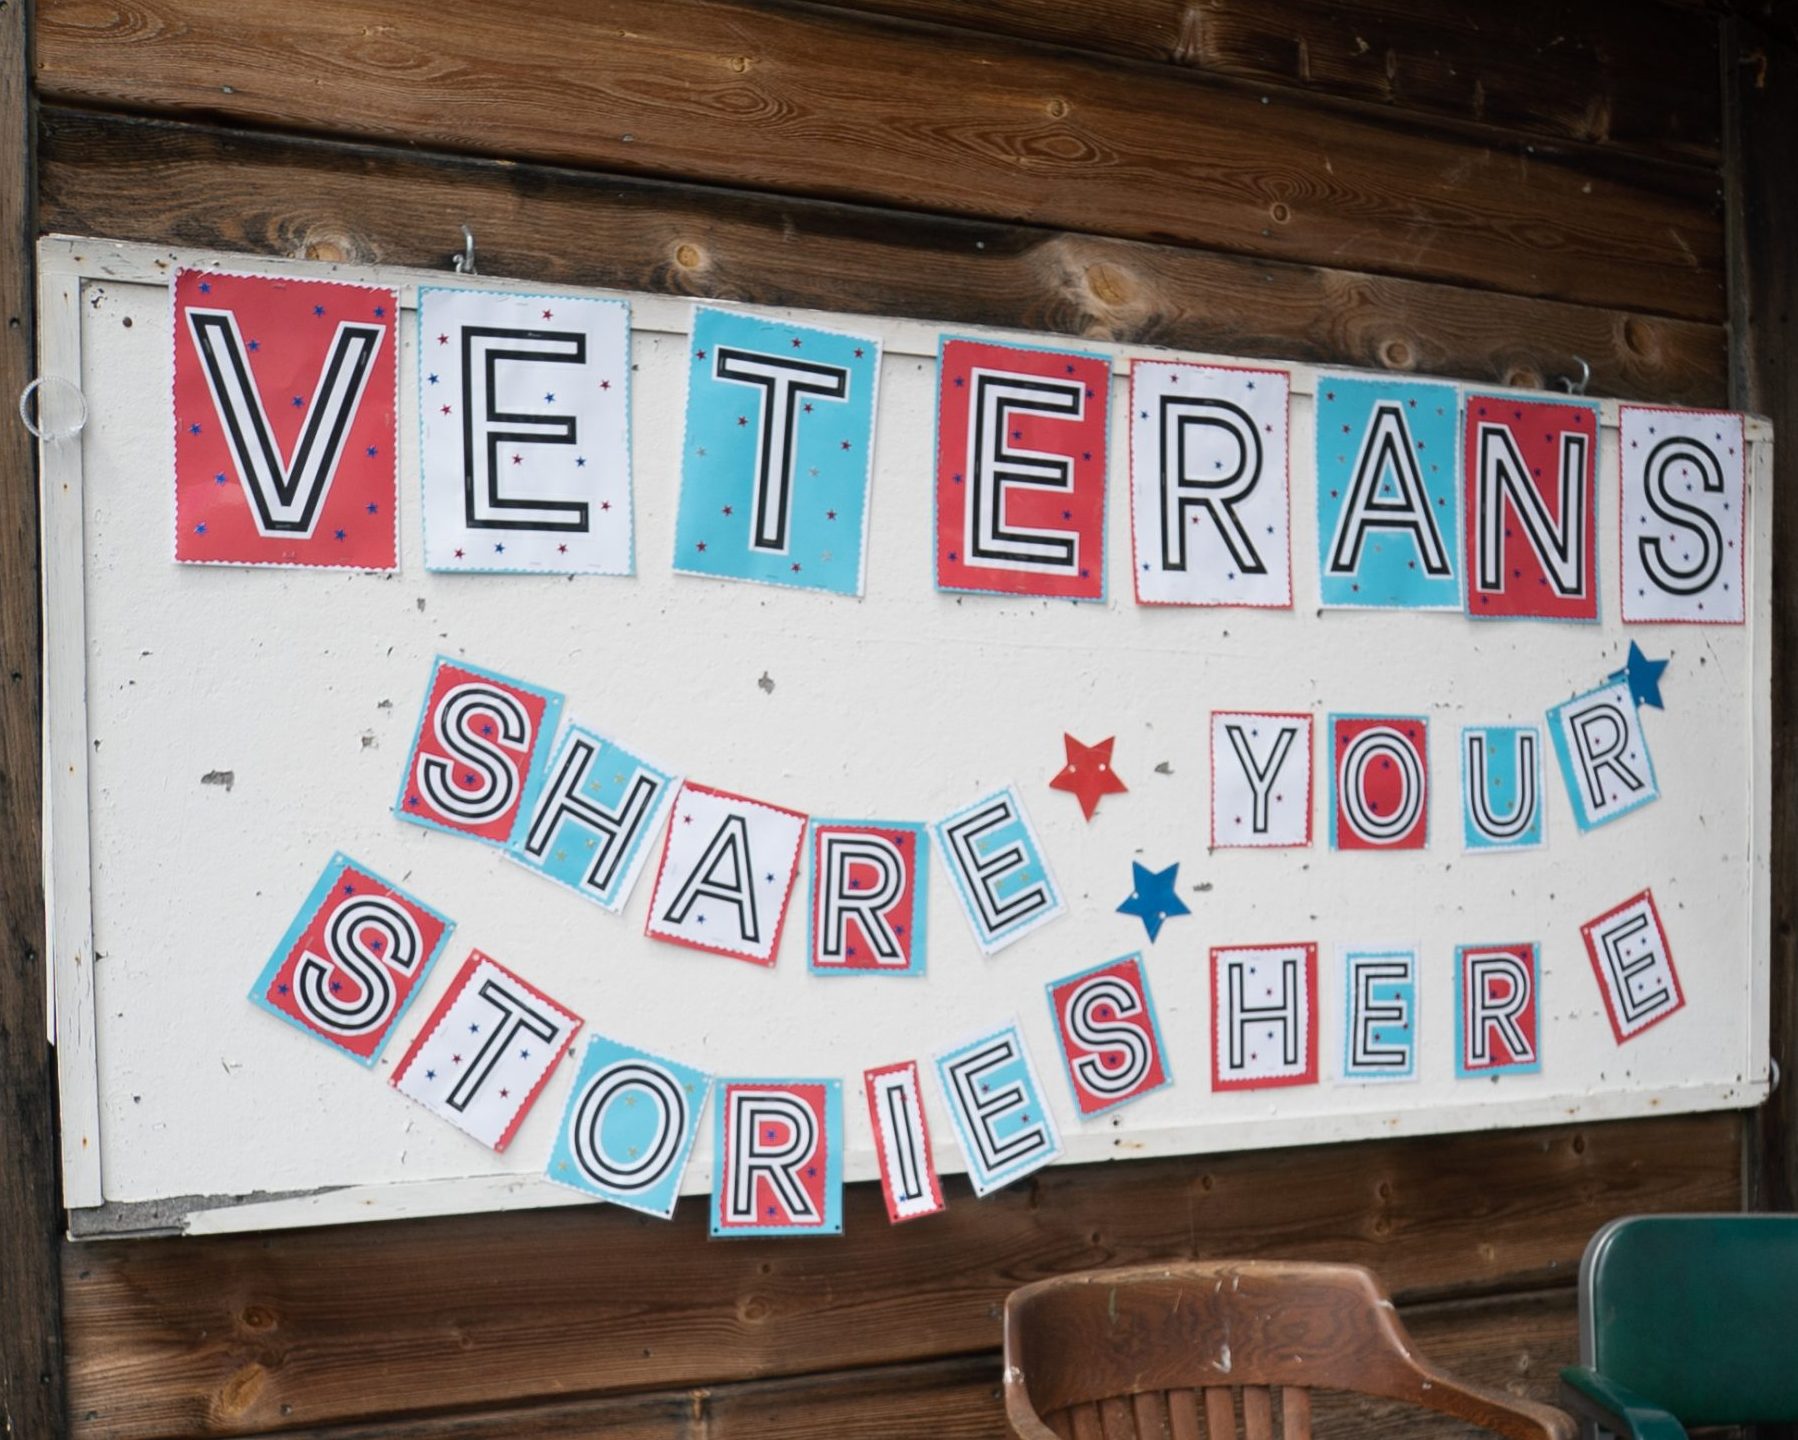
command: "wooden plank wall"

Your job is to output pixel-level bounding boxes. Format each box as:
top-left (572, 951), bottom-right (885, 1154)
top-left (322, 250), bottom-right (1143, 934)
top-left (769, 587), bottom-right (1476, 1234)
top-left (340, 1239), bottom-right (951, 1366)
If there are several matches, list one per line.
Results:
top-left (18, 1), bottom-right (1768, 1436)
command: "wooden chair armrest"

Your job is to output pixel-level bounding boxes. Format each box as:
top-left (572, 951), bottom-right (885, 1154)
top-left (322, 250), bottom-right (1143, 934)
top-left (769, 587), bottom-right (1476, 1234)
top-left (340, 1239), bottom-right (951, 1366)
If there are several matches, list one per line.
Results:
top-left (1559, 1366), bottom-right (1690, 1440)
top-left (1409, 1360), bottom-right (1579, 1440)
top-left (1002, 1364), bottom-right (1065, 1440)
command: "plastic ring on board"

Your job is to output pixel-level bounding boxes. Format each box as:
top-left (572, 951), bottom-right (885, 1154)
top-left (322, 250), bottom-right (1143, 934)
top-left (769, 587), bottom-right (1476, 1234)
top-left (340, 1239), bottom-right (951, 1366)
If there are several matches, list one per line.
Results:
top-left (18, 374), bottom-right (89, 442)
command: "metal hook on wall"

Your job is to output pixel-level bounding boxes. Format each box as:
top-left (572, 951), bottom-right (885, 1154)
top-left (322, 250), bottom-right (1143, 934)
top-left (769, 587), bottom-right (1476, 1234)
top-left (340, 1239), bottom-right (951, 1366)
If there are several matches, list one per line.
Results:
top-left (1555, 356), bottom-right (1591, 397)
top-left (450, 224), bottom-right (477, 276)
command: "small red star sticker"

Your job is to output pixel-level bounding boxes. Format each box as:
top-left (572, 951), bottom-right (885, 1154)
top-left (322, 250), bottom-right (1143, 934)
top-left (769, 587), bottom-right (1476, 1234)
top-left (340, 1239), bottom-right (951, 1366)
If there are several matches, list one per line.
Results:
top-left (542, 308), bottom-right (553, 320)
top-left (454, 548), bottom-right (464, 558)
top-left (600, 500), bottom-right (611, 511)
top-left (854, 347), bottom-right (864, 358)
top-left (791, 337), bottom-right (802, 348)
top-left (737, 416), bottom-right (748, 427)
top-left (1049, 733), bottom-right (1128, 821)
top-left (826, 510), bottom-right (837, 520)
top-left (722, 504), bottom-right (734, 516)
top-left (440, 404), bottom-right (452, 415)
top-left (558, 544), bottom-right (568, 554)
top-left (840, 440), bottom-right (852, 450)
top-left (696, 541), bottom-right (707, 552)
top-left (599, 379), bottom-right (611, 390)
top-left (437, 333), bottom-right (449, 345)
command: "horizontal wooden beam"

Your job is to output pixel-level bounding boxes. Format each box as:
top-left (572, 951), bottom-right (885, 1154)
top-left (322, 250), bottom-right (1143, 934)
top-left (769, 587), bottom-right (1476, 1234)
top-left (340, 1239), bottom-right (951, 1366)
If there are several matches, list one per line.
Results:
top-left (807, 0), bottom-right (1725, 168)
top-left (63, 1112), bottom-right (1738, 1439)
top-left (33, 0), bottom-right (1724, 318)
top-left (36, 110), bottom-right (1730, 407)
top-left (190, 1288), bottom-right (1579, 1440)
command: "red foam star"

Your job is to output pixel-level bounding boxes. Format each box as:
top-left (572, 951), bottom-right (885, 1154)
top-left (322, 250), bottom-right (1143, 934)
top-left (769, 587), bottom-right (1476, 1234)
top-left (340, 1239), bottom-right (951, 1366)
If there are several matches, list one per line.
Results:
top-left (1049, 733), bottom-right (1127, 821)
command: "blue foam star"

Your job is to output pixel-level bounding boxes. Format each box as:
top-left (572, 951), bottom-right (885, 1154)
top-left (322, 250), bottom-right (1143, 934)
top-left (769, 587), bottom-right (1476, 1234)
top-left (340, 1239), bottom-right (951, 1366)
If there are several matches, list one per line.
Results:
top-left (1610, 641), bottom-right (1669, 710)
top-left (1116, 861), bottom-right (1190, 943)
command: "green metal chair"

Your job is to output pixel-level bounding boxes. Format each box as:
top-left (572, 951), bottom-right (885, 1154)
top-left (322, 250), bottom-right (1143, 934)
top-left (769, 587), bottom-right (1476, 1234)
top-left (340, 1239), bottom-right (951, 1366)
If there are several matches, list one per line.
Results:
top-left (1560, 1213), bottom-right (1798, 1440)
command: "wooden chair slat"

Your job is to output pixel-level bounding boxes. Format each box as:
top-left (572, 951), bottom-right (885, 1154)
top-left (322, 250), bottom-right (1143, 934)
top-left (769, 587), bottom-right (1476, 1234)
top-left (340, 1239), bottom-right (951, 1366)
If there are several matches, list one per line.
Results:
top-left (1280, 1387), bottom-right (1312, 1440)
top-left (1099, 1396), bottom-right (1138, 1439)
top-left (1167, 1387), bottom-right (1204, 1440)
top-left (1132, 1390), bottom-right (1172, 1440)
top-left (1046, 1407), bottom-right (1077, 1440)
top-left (1205, 1386), bottom-right (1237, 1440)
top-left (1242, 1385), bottom-right (1274, 1440)
top-left (1071, 1401), bottom-right (1106, 1440)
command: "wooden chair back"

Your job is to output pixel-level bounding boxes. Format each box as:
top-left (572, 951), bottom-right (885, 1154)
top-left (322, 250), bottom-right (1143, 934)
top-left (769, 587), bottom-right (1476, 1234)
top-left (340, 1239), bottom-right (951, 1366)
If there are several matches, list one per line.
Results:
top-left (1003, 1260), bottom-right (1575, 1440)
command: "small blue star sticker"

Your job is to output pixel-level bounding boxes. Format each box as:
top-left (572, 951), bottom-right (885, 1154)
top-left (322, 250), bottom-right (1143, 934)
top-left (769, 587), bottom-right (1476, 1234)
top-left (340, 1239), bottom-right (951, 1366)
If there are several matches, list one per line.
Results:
top-left (1610, 641), bottom-right (1670, 710)
top-left (1116, 860), bottom-right (1191, 943)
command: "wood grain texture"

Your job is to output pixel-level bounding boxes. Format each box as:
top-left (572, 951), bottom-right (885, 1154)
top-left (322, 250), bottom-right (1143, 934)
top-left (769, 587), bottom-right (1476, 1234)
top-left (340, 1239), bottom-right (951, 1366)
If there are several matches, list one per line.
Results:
top-left (0, 3), bottom-right (68, 1439)
top-left (222, 1290), bottom-right (1575, 1440)
top-left (31, 0), bottom-right (1726, 318)
top-left (35, 109), bottom-right (1730, 407)
top-left (811, 0), bottom-right (1725, 167)
top-left (63, 1114), bottom-right (1738, 1440)
top-left (1729, 14), bottom-right (1798, 1212)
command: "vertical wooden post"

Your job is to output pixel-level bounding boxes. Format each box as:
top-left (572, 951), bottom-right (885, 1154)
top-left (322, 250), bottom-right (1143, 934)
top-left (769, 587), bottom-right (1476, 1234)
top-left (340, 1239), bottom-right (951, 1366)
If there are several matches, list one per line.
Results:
top-left (0, 2), bottom-right (67, 1437)
top-left (1727, 11), bottom-right (1798, 1214)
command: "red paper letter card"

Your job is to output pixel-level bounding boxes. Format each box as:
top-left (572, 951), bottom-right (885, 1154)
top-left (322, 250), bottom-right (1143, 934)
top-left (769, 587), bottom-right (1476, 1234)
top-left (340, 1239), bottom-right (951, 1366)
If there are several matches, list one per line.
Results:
top-left (395, 656), bottom-right (564, 847)
top-left (645, 782), bottom-right (808, 965)
top-left (1046, 953), bottom-right (1172, 1116)
top-left (1465, 394), bottom-right (1599, 621)
top-left (174, 268), bottom-right (397, 569)
top-left (935, 337), bottom-right (1109, 600)
top-left (808, 819), bottom-right (928, 977)
top-left (249, 852), bottom-right (453, 1066)
top-left (863, 1060), bottom-right (945, 1224)
top-left (712, 1078), bottom-right (843, 1236)
top-left (1329, 714), bottom-right (1428, 851)
top-left (390, 950), bottom-right (583, 1151)
top-left (1455, 942), bottom-right (1540, 1076)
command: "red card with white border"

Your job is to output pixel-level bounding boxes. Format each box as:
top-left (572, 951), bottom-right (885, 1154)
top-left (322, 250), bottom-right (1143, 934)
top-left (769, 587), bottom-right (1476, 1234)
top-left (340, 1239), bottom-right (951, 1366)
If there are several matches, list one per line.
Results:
top-left (935, 338), bottom-right (1109, 600)
top-left (1463, 394), bottom-right (1599, 621)
top-left (645, 781), bottom-right (807, 965)
top-left (1047, 954), bottom-right (1171, 1116)
top-left (173, 268), bottom-right (397, 569)
top-left (1580, 889), bottom-right (1686, 1043)
top-left (1210, 942), bottom-right (1318, 1091)
top-left (395, 657), bottom-right (563, 846)
top-left (390, 950), bottom-right (582, 1152)
top-left (862, 1060), bottom-right (945, 1224)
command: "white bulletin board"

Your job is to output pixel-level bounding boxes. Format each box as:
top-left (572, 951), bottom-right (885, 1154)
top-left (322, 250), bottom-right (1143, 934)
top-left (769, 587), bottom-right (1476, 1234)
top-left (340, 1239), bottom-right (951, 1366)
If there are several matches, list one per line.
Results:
top-left (37, 237), bottom-right (1773, 1237)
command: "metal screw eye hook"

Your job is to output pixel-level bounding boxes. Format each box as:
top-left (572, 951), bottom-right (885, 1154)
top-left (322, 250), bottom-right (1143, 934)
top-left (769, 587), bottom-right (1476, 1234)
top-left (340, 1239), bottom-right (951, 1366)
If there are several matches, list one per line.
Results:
top-left (1556, 356), bottom-right (1591, 397)
top-left (451, 224), bottom-right (477, 276)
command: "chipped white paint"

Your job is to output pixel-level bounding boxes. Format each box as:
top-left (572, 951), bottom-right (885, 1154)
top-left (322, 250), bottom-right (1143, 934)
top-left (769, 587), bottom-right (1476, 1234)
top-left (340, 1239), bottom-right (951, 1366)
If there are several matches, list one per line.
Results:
top-left (38, 237), bottom-right (1774, 1237)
